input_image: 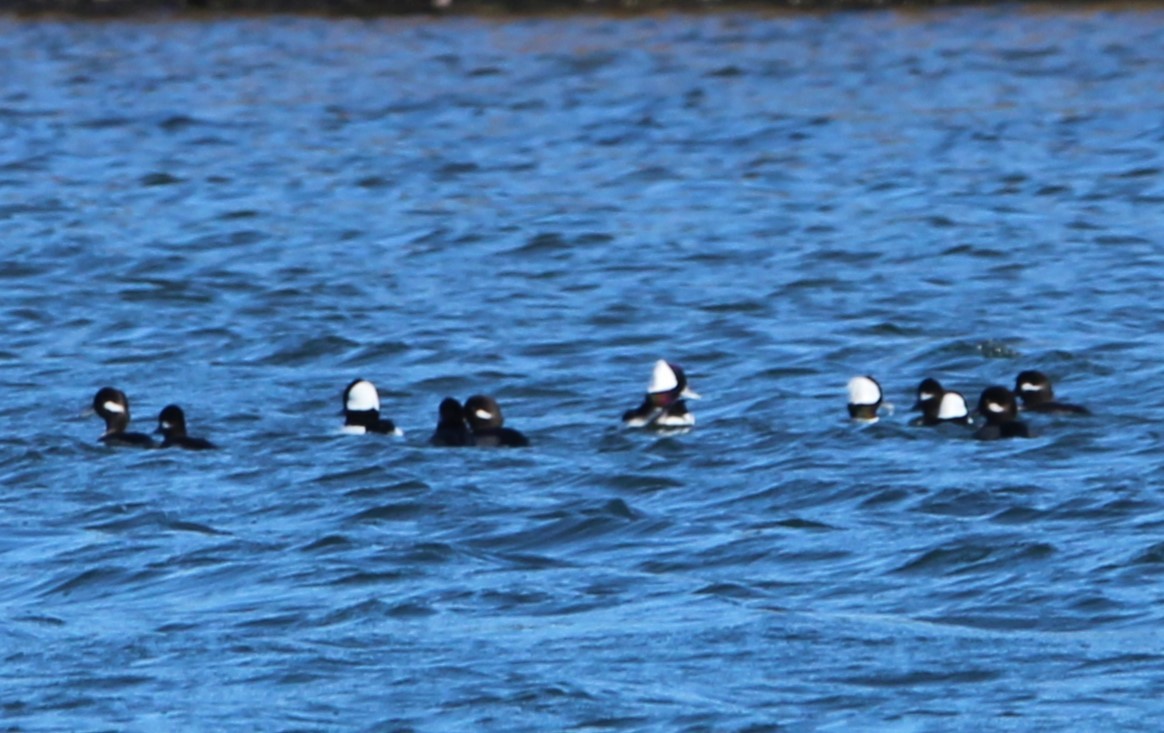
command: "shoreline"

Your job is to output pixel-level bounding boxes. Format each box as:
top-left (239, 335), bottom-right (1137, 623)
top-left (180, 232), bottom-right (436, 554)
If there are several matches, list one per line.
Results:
top-left (0, 0), bottom-right (1140, 17)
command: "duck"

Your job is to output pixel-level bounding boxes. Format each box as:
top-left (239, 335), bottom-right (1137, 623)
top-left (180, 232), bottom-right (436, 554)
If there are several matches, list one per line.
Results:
top-left (622, 360), bottom-right (700, 429)
top-left (155, 404), bottom-right (217, 450)
top-left (92, 387), bottom-right (154, 448)
top-left (464, 395), bottom-right (529, 447)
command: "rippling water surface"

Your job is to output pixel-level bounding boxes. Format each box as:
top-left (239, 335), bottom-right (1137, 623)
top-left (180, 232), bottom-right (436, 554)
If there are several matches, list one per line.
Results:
top-left (3, 6), bottom-right (1164, 730)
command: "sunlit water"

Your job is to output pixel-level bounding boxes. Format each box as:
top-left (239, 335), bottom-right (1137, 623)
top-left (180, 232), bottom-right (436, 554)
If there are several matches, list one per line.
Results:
top-left (2, 6), bottom-right (1164, 730)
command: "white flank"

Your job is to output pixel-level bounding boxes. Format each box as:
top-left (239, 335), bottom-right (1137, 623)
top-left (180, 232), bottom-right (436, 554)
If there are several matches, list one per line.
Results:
top-left (937, 392), bottom-right (968, 420)
top-left (648, 360), bottom-right (679, 394)
top-left (655, 412), bottom-right (695, 427)
top-left (103, 400), bottom-right (126, 414)
top-left (341, 424), bottom-right (368, 435)
top-left (623, 413), bottom-right (657, 428)
top-left (346, 380), bottom-right (380, 412)
top-left (847, 376), bottom-right (881, 406)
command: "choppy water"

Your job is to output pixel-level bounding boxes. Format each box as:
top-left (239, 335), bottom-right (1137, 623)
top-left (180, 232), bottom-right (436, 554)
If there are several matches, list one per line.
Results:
top-left (3, 5), bottom-right (1164, 730)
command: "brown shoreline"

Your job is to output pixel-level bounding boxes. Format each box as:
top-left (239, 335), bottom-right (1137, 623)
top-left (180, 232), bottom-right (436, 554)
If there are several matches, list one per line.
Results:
top-left (0, 0), bottom-right (1141, 18)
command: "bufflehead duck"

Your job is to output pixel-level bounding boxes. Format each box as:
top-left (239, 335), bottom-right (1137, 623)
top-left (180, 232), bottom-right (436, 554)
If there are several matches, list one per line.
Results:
top-left (92, 386), bottom-right (155, 448)
top-left (911, 377), bottom-right (944, 414)
top-left (464, 395), bottom-right (529, 447)
top-left (430, 397), bottom-right (472, 447)
top-left (342, 379), bottom-right (402, 435)
top-left (910, 378), bottom-right (971, 426)
top-left (622, 360), bottom-right (700, 429)
top-left (155, 404), bottom-right (217, 450)
top-left (973, 385), bottom-right (1031, 440)
top-left (846, 375), bottom-right (883, 422)
top-left (1013, 370), bottom-right (1090, 415)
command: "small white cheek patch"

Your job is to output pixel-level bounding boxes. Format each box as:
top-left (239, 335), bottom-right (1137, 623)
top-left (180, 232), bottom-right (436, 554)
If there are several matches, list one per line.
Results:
top-left (475, 409), bottom-right (494, 420)
top-left (919, 391), bottom-right (935, 401)
top-left (1019, 382), bottom-right (1039, 393)
top-left (161, 421), bottom-right (172, 430)
top-left (103, 401), bottom-right (126, 414)
top-left (986, 401), bottom-right (1006, 413)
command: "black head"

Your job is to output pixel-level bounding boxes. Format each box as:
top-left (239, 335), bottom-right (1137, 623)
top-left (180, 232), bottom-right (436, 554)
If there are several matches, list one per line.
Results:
top-left (464, 395), bottom-right (503, 431)
top-left (978, 385), bottom-right (1019, 425)
top-left (438, 397), bottom-right (465, 424)
top-left (1014, 370), bottom-right (1053, 406)
top-left (93, 386), bottom-right (131, 433)
top-left (911, 377), bottom-right (944, 412)
top-left (156, 404), bottom-right (188, 438)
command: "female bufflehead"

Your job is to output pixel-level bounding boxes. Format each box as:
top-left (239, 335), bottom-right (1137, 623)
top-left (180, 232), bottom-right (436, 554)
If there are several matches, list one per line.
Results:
top-left (622, 360), bottom-right (700, 429)
top-left (1013, 370), bottom-right (1090, 415)
top-left (92, 386), bottom-right (154, 448)
top-left (973, 385), bottom-right (1030, 440)
top-left (846, 375), bottom-right (883, 422)
top-left (910, 378), bottom-right (971, 426)
top-left (463, 395), bottom-right (529, 447)
top-left (342, 379), bottom-right (402, 435)
top-left (155, 404), bottom-right (217, 450)
top-left (911, 377), bottom-right (944, 415)
top-left (430, 397), bottom-right (472, 447)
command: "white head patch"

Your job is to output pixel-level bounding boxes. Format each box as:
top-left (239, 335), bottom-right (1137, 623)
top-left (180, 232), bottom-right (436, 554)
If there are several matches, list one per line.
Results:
top-left (985, 400), bottom-right (1007, 414)
top-left (919, 391), bottom-right (936, 402)
top-left (160, 421), bottom-right (173, 430)
top-left (1019, 382), bottom-right (1040, 393)
top-left (474, 409), bottom-right (494, 420)
top-left (847, 376), bottom-right (881, 406)
top-left (937, 392), bottom-right (968, 420)
top-left (103, 400), bottom-right (126, 414)
top-left (346, 380), bottom-right (380, 412)
top-left (648, 360), bottom-right (679, 394)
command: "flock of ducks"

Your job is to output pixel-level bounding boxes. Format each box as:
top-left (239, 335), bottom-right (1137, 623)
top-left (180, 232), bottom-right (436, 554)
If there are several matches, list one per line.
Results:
top-left (846, 369), bottom-right (1090, 439)
top-left (90, 359), bottom-right (695, 451)
top-left (90, 361), bottom-right (1085, 450)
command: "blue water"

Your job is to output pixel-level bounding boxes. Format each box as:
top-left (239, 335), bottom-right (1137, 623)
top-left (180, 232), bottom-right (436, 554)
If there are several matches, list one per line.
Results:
top-left (3, 6), bottom-right (1164, 730)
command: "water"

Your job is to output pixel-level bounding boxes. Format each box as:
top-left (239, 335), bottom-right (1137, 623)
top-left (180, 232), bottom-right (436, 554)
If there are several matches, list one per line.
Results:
top-left (3, 5), bottom-right (1164, 730)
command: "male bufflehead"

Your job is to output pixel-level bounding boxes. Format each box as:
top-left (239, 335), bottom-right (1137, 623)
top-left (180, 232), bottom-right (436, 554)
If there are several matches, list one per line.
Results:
top-left (910, 378), bottom-right (971, 426)
top-left (1013, 370), bottom-right (1090, 415)
top-left (846, 375), bottom-right (883, 422)
top-left (973, 385), bottom-right (1031, 440)
top-left (622, 360), bottom-right (700, 429)
top-left (463, 395), bottom-right (529, 447)
top-left (342, 379), bottom-right (402, 435)
top-left (92, 386), bottom-right (155, 448)
top-left (430, 397), bottom-right (472, 447)
top-left (155, 404), bottom-right (217, 450)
